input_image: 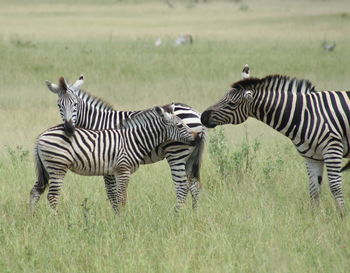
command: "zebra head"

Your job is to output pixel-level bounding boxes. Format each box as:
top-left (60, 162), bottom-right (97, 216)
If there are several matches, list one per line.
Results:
top-left (45, 76), bottom-right (81, 137)
top-left (156, 104), bottom-right (200, 146)
top-left (122, 104), bottom-right (199, 145)
top-left (201, 79), bottom-right (256, 128)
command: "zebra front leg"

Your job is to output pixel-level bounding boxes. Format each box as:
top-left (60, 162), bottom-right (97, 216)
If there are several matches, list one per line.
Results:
top-left (103, 175), bottom-right (120, 214)
top-left (305, 158), bottom-right (324, 207)
top-left (47, 171), bottom-right (67, 213)
top-left (323, 147), bottom-right (345, 217)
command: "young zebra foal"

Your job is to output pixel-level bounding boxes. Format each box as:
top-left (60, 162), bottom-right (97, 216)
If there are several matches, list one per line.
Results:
top-left (30, 105), bottom-right (198, 214)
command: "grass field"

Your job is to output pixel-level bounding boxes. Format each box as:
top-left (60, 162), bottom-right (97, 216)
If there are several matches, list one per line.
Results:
top-left (1, 0), bottom-right (350, 272)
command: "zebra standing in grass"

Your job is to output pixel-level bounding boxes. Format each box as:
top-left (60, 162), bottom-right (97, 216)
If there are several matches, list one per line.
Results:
top-left (30, 104), bottom-right (199, 214)
top-left (45, 76), bottom-right (206, 211)
top-left (201, 74), bottom-right (350, 216)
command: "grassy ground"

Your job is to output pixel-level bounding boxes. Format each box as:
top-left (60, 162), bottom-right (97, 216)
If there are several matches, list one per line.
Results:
top-left (1, 0), bottom-right (350, 272)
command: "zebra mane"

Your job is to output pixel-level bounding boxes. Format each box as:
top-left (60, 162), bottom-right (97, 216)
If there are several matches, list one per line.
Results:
top-left (73, 88), bottom-right (115, 111)
top-left (231, 74), bottom-right (316, 93)
top-left (121, 104), bottom-right (174, 129)
top-left (121, 108), bottom-right (157, 129)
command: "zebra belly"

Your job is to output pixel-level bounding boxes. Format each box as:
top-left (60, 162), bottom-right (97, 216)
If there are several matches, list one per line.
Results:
top-left (296, 143), bottom-right (324, 160)
top-left (295, 137), bottom-right (350, 160)
top-left (69, 161), bottom-right (116, 176)
top-left (140, 146), bottom-right (165, 164)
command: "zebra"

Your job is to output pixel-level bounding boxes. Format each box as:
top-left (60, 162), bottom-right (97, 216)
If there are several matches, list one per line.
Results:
top-left (44, 76), bottom-right (206, 211)
top-left (30, 104), bottom-right (199, 214)
top-left (201, 74), bottom-right (350, 216)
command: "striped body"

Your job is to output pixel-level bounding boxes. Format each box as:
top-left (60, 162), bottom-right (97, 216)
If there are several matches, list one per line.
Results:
top-left (31, 107), bottom-right (197, 214)
top-left (47, 77), bottom-right (205, 211)
top-left (250, 81), bottom-right (350, 160)
top-left (201, 75), bottom-right (350, 216)
top-left (39, 126), bottom-right (127, 176)
top-left (73, 88), bottom-right (203, 164)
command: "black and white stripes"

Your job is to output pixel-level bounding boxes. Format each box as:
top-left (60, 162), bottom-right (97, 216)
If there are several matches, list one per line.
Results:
top-left (42, 76), bottom-right (206, 211)
top-left (30, 106), bottom-right (198, 214)
top-left (201, 75), bottom-right (350, 216)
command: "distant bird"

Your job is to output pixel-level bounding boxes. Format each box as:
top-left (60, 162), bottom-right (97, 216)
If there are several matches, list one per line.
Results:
top-left (165, 0), bottom-right (174, 8)
top-left (322, 41), bottom-right (336, 52)
top-left (241, 64), bottom-right (250, 79)
top-left (175, 34), bottom-right (193, 45)
top-left (155, 38), bottom-right (162, 47)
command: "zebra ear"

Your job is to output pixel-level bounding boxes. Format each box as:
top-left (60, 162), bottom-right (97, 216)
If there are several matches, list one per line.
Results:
top-left (58, 77), bottom-right (68, 94)
top-left (71, 74), bottom-right (84, 90)
top-left (45, 80), bottom-right (61, 95)
top-left (162, 103), bottom-right (175, 114)
top-left (243, 90), bottom-right (254, 103)
top-left (154, 106), bottom-right (172, 122)
top-left (169, 103), bottom-right (175, 114)
top-left (154, 106), bottom-right (164, 116)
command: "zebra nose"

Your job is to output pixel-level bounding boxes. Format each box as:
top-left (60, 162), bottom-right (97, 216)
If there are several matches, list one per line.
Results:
top-left (64, 120), bottom-right (75, 137)
top-left (201, 110), bottom-right (215, 128)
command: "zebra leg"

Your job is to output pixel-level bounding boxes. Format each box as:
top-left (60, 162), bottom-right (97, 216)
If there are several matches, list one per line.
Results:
top-left (167, 161), bottom-right (189, 212)
top-left (103, 175), bottom-right (119, 214)
top-left (305, 158), bottom-right (324, 206)
top-left (29, 180), bottom-right (48, 212)
top-left (323, 147), bottom-right (345, 217)
top-left (114, 171), bottom-right (131, 213)
top-left (188, 177), bottom-right (200, 210)
top-left (47, 171), bottom-right (67, 213)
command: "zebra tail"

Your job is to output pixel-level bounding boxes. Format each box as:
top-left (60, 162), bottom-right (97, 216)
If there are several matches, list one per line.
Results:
top-left (341, 160), bottom-right (350, 172)
top-left (185, 128), bottom-right (207, 182)
top-left (34, 143), bottom-right (49, 192)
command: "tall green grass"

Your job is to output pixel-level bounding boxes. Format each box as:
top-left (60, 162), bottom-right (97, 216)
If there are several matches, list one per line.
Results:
top-left (1, 1), bottom-right (350, 272)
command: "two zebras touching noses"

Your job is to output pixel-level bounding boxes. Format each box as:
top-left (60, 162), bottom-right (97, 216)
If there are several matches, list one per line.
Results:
top-left (31, 63), bottom-right (350, 217)
top-left (30, 64), bottom-right (250, 215)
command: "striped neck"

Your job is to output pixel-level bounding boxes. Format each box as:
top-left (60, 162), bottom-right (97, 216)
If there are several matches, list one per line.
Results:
top-left (122, 110), bottom-right (167, 156)
top-left (245, 75), bottom-right (316, 138)
top-left (74, 88), bottom-right (135, 130)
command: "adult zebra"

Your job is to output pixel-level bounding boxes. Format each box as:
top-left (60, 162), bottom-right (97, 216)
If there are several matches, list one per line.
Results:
top-left (30, 104), bottom-right (199, 214)
top-left (45, 76), bottom-right (206, 211)
top-left (201, 74), bottom-right (350, 216)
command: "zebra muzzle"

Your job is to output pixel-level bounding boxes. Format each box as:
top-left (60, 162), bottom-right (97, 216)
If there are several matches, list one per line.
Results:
top-left (64, 120), bottom-right (75, 137)
top-left (201, 110), bottom-right (216, 128)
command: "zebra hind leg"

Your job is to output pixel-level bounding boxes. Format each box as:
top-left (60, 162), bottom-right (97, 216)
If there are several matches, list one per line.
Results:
top-left (169, 163), bottom-right (189, 213)
top-left (188, 177), bottom-right (200, 210)
top-left (29, 180), bottom-right (48, 213)
top-left (305, 158), bottom-right (324, 208)
top-left (47, 171), bottom-right (67, 214)
top-left (30, 151), bottom-right (49, 213)
top-left (324, 148), bottom-right (345, 217)
top-left (103, 175), bottom-right (120, 214)
top-left (114, 170), bottom-right (131, 214)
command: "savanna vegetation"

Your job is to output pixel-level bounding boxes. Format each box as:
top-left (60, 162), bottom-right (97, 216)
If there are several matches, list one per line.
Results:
top-left (1, 0), bottom-right (350, 272)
